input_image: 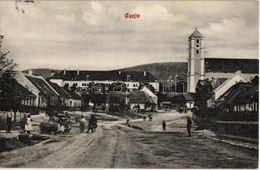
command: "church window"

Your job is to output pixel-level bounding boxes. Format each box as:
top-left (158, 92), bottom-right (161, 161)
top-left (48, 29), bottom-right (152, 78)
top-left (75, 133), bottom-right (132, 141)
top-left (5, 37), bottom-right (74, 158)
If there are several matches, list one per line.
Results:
top-left (196, 39), bottom-right (200, 44)
top-left (196, 44), bottom-right (199, 48)
top-left (196, 49), bottom-right (199, 54)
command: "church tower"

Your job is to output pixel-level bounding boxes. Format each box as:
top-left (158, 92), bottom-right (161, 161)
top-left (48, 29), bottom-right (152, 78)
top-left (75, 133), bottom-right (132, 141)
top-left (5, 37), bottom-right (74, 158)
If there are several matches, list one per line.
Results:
top-left (187, 28), bottom-right (205, 93)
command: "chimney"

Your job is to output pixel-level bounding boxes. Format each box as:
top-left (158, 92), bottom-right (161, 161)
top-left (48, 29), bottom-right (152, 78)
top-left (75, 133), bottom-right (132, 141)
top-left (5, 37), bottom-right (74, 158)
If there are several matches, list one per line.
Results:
top-left (144, 71), bottom-right (146, 76)
top-left (235, 70), bottom-right (242, 74)
top-left (77, 69), bottom-right (80, 75)
top-left (86, 75), bottom-right (89, 80)
top-left (63, 69), bottom-right (66, 75)
top-left (28, 69), bottom-right (33, 75)
top-left (119, 71), bottom-right (121, 75)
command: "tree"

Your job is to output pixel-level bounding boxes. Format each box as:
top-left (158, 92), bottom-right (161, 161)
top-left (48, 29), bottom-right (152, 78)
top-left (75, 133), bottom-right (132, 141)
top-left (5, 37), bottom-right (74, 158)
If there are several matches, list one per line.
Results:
top-left (0, 35), bottom-right (18, 111)
top-left (194, 79), bottom-right (214, 110)
top-left (0, 36), bottom-right (17, 81)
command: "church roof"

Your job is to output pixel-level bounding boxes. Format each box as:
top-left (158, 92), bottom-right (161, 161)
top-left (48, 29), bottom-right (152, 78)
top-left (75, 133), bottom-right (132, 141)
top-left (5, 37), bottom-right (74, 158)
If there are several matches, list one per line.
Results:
top-left (188, 28), bottom-right (204, 39)
top-left (205, 58), bottom-right (259, 74)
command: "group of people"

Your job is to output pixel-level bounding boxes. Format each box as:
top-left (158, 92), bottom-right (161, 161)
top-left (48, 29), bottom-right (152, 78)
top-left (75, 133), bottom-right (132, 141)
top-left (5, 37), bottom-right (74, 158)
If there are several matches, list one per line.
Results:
top-left (57, 113), bottom-right (71, 134)
top-left (162, 116), bottom-right (193, 137)
top-left (6, 111), bottom-right (33, 134)
top-left (79, 114), bottom-right (98, 133)
top-left (143, 114), bottom-right (153, 121)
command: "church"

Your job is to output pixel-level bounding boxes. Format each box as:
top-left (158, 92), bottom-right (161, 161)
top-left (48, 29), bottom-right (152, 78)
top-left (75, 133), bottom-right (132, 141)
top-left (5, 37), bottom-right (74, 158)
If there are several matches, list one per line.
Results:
top-left (187, 28), bottom-right (259, 93)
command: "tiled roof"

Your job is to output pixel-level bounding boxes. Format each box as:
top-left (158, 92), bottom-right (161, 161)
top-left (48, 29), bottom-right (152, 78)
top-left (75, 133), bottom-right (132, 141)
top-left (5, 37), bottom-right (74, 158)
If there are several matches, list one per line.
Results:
top-left (205, 58), bottom-right (259, 74)
top-left (1, 79), bottom-right (36, 98)
top-left (215, 80), bottom-right (259, 108)
top-left (129, 91), bottom-right (154, 104)
top-left (25, 75), bottom-right (58, 97)
top-left (62, 88), bottom-right (82, 100)
top-left (51, 70), bottom-right (157, 82)
top-left (48, 82), bottom-right (71, 98)
top-left (188, 29), bottom-right (204, 39)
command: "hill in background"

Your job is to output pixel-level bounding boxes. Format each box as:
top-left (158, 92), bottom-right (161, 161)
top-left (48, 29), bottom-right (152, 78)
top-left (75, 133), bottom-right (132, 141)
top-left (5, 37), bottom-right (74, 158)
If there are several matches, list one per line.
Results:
top-left (22, 62), bottom-right (188, 82)
top-left (117, 62), bottom-right (188, 81)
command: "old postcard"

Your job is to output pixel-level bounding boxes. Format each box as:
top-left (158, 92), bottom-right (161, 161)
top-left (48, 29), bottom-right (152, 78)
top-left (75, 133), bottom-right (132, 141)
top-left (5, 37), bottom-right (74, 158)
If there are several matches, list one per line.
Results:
top-left (0, 0), bottom-right (258, 168)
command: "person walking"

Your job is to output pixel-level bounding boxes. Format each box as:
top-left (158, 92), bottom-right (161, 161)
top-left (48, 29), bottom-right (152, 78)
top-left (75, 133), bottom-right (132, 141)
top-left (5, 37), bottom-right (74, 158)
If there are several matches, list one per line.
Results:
top-left (187, 117), bottom-right (192, 137)
top-left (86, 115), bottom-right (97, 133)
top-left (162, 120), bottom-right (166, 131)
top-left (79, 115), bottom-right (86, 133)
top-left (6, 111), bottom-right (13, 133)
top-left (25, 114), bottom-right (33, 134)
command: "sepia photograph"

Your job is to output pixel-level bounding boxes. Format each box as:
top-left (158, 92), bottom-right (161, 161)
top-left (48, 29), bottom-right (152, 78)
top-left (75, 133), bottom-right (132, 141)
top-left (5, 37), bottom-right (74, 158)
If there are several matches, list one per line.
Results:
top-left (0, 0), bottom-right (259, 168)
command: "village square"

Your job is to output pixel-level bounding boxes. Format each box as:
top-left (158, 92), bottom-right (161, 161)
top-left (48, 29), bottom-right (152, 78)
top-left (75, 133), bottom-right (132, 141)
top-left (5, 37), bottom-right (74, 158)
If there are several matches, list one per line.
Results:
top-left (0, 1), bottom-right (259, 168)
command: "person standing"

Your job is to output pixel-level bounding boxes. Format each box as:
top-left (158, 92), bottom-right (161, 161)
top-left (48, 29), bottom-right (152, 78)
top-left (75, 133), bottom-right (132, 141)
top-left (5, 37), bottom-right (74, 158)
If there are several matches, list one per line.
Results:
top-left (187, 117), bottom-right (192, 137)
top-left (162, 120), bottom-right (166, 131)
top-left (25, 114), bottom-right (33, 134)
top-left (6, 111), bottom-right (13, 133)
top-left (79, 115), bottom-right (86, 133)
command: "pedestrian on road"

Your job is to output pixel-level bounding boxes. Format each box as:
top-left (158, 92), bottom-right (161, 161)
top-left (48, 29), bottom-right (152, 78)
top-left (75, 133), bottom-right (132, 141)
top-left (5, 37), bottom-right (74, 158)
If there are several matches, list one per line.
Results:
top-left (162, 120), bottom-right (166, 131)
top-left (187, 117), bottom-right (192, 137)
top-left (6, 111), bottom-right (13, 133)
top-left (126, 119), bottom-right (130, 126)
top-left (79, 115), bottom-right (86, 133)
top-left (87, 114), bottom-right (97, 133)
top-left (25, 114), bottom-right (33, 134)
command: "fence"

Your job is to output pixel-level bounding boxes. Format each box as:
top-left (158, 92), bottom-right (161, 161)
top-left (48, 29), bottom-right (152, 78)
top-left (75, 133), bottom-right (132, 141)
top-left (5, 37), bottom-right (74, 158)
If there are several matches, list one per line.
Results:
top-left (194, 109), bottom-right (259, 139)
top-left (0, 111), bottom-right (26, 131)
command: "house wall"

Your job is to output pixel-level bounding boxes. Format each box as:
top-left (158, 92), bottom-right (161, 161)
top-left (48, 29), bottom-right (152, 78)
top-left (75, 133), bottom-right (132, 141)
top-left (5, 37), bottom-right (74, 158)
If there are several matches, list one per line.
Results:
top-left (50, 78), bottom-right (160, 92)
top-left (233, 102), bottom-right (258, 112)
top-left (130, 103), bottom-right (145, 110)
top-left (69, 99), bottom-right (82, 108)
top-left (21, 97), bottom-right (36, 106)
top-left (186, 101), bottom-right (194, 109)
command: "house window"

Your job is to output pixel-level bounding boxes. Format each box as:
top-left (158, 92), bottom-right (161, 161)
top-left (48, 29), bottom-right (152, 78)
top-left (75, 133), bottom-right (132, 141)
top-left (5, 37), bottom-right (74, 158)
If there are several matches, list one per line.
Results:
top-left (82, 83), bottom-right (87, 86)
top-left (65, 83), bottom-right (69, 86)
top-left (73, 83), bottom-right (78, 86)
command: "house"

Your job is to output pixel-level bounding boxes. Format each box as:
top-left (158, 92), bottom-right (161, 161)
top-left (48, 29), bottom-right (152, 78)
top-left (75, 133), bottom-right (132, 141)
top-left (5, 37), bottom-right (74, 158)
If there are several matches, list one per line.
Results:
top-left (214, 76), bottom-right (259, 112)
top-left (15, 72), bottom-right (59, 108)
top-left (128, 91), bottom-right (156, 111)
top-left (0, 79), bottom-right (36, 111)
top-left (207, 70), bottom-right (247, 107)
top-left (140, 86), bottom-right (158, 105)
top-left (48, 81), bottom-right (71, 107)
top-left (62, 87), bottom-right (83, 108)
top-left (165, 93), bottom-right (195, 109)
top-left (50, 70), bottom-right (159, 92)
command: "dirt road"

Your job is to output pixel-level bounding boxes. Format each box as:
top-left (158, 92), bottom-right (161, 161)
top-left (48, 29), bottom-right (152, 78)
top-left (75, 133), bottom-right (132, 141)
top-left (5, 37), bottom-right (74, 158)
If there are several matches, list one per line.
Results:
top-left (0, 112), bottom-right (258, 168)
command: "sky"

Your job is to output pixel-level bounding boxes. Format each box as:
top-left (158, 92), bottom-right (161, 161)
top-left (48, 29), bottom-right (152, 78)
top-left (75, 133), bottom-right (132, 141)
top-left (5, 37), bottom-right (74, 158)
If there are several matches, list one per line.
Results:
top-left (0, 1), bottom-right (259, 71)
